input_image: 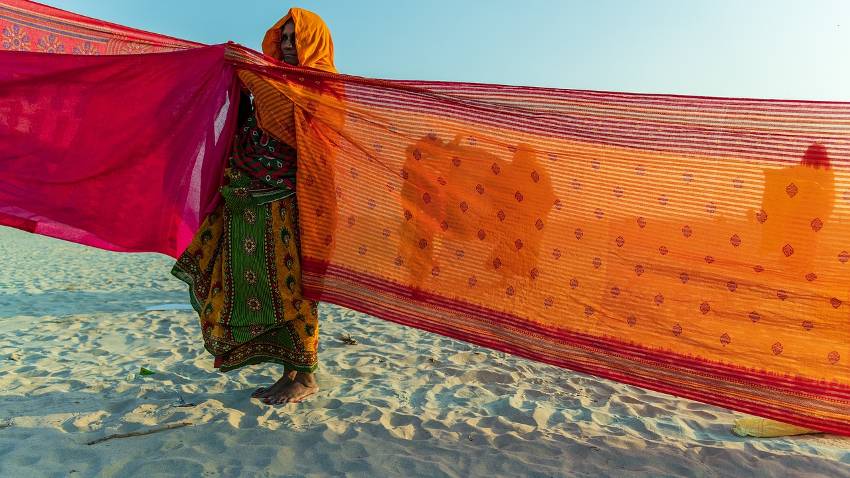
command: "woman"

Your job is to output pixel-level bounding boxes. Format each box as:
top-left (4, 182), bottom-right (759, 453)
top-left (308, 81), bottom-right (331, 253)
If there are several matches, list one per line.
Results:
top-left (171, 8), bottom-right (336, 405)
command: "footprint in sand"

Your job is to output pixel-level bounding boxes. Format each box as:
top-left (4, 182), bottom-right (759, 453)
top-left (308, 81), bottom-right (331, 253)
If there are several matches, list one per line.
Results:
top-left (65, 411), bottom-right (109, 432)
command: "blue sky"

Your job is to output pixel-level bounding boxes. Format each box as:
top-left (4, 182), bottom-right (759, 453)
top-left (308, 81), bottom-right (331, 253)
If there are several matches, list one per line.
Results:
top-left (46, 0), bottom-right (850, 100)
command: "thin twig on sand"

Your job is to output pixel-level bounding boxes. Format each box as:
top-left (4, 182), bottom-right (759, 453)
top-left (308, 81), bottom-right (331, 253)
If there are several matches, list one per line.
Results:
top-left (173, 393), bottom-right (196, 408)
top-left (86, 422), bottom-right (192, 445)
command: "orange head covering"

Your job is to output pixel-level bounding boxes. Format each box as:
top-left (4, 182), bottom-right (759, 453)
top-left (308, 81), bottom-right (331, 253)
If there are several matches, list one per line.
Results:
top-left (262, 8), bottom-right (337, 74)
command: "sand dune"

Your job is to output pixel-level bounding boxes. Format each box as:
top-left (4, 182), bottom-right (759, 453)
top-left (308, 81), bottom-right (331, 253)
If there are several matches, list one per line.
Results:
top-left (1, 226), bottom-right (849, 477)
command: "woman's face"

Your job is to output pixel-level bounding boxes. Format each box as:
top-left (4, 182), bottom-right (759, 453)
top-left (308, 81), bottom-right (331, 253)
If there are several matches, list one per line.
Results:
top-left (280, 20), bottom-right (298, 65)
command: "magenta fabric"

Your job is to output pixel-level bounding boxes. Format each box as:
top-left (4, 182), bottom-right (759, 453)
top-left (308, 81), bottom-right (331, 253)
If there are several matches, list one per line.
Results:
top-left (0, 45), bottom-right (238, 256)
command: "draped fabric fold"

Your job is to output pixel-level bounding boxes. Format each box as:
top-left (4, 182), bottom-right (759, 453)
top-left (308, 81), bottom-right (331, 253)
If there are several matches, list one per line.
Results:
top-left (2, 0), bottom-right (850, 434)
top-left (0, 0), bottom-right (237, 256)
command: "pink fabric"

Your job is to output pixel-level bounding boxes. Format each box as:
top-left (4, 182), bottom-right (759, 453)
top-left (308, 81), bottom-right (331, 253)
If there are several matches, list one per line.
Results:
top-left (0, 45), bottom-right (238, 256)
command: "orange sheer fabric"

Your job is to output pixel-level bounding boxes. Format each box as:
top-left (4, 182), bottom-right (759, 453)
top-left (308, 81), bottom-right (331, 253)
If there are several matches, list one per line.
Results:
top-left (238, 63), bottom-right (850, 433)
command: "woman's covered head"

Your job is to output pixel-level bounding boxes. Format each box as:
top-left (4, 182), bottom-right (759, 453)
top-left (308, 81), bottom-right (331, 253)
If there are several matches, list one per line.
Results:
top-left (262, 8), bottom-right (336, 73)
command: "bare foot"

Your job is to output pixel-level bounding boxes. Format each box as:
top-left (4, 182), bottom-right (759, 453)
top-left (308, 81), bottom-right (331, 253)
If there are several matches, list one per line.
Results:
top-left (261, 372), bottom-right (318, 405)
top-left (251, 369), bottom-right (296, 399)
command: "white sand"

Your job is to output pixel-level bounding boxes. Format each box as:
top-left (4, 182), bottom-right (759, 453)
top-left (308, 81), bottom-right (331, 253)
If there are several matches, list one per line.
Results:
top-left (1, 226), bottom-right (849, 478)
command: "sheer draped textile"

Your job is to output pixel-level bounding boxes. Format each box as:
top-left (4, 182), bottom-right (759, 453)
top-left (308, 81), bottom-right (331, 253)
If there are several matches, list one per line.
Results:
top-left (0, 0), bottom-right (235, 255)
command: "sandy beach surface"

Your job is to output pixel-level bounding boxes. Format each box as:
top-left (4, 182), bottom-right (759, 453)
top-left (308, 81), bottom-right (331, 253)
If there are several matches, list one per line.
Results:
top-left (1, 226), bottom-right (849, 478)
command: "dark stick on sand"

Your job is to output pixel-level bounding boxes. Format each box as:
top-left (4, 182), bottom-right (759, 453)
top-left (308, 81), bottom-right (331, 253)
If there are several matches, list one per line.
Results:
top-left (86, 422), bottom-right (192, 445)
